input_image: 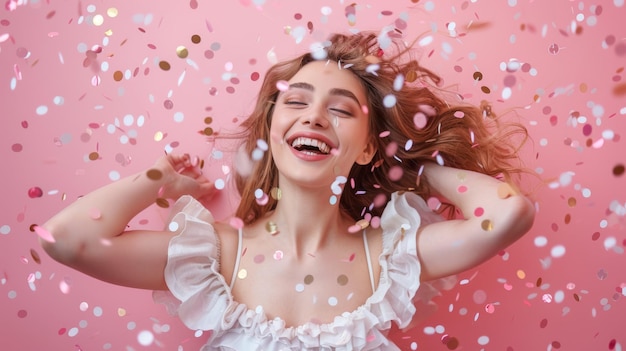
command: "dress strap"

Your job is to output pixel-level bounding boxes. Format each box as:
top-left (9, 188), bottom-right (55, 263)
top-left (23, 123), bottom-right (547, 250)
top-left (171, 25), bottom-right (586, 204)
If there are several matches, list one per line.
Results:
top-left (229, 227), bottom-right (243, 289)
top-left (362, 230), bottom-right (376, 294)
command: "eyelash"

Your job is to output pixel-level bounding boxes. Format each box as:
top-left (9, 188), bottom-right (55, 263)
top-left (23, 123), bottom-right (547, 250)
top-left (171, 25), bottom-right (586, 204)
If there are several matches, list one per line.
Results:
top-left (284, 101), bottom-right (352, 116)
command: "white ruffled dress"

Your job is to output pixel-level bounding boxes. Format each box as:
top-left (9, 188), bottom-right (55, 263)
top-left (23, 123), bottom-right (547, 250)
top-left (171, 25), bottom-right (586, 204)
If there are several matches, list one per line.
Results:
top-left (153, 192), bottom-right (455, 350)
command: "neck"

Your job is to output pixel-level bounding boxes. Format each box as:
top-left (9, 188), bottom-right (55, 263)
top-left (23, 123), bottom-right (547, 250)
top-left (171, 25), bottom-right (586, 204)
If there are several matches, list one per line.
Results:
top-left (267, 180), bottom-right (352, 259)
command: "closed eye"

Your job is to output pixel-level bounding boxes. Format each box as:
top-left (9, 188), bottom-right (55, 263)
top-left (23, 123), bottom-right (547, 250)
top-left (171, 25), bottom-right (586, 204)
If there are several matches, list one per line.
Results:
top-left (329, 108), bottom-right (352, 116)
top-left (285, 101), bottom-right (307, 106)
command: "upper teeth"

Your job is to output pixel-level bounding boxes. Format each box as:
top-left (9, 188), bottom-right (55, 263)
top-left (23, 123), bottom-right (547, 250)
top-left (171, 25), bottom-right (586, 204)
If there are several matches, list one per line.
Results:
top-left (291, 137), bottom-right (331, 154)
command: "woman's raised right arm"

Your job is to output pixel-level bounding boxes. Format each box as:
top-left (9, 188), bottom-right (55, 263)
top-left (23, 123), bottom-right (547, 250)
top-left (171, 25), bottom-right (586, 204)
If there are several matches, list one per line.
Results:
top-left (40, 154), bottom-right (215, 290)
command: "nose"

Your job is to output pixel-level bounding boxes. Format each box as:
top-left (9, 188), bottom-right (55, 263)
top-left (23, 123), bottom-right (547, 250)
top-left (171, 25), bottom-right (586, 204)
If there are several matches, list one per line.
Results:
top-left (301, 104), bottom-right (330, 128)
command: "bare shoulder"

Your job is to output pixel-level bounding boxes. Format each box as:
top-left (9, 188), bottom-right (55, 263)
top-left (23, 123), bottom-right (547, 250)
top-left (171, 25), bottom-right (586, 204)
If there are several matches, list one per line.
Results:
top-left (212, 221), bottom-right (239, 285)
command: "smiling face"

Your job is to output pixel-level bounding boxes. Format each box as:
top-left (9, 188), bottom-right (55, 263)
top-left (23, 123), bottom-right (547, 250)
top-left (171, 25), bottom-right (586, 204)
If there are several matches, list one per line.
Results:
top-left (269, 60), bottom-right (375, 190)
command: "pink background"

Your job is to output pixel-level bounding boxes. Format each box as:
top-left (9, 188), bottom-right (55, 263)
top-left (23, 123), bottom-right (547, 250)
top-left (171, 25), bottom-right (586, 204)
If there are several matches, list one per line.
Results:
top-left (1, 0), bottom-right (625, 350)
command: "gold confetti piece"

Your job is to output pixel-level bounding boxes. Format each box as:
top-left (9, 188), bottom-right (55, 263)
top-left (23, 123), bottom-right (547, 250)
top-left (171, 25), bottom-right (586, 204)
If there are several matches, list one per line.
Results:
top-left (155, 198), bottom-right (169, 208)
top-left (30, 249), bottom-right (41, 264)
top-left (473, 71), bottom-right (483, 81)
top-left (567, 197), bottom-right (577, 207)
top-left (536, 277), bottom-right (543, 287)
top-left (113, 71), bottom-right (123, 81)
top-left (497, 182), bottom-right (516, 199)
top-left (191, 34), bottom-right (201, 44)
top-left (614, 164), bottom-right (624, 176)
top-left (480, 86), bottom-right (491, 94)
top-left (355, 219), bottom-right (370, 230)
top-left (203, 127), bottom-right (214, 136)
top-left (204, 116), bottom-right (213, 124)
top-left (304, 274), bottom-right (314, 285)
top-left (117, 308), bottom-right (126, 317)
top-left (107, 8), bottom-right (118, 17)
top-left (337, 274), bottom-right (348, 286)
top-left (516, 269), bottom-right (526, 279)
top-left (364, 55), bottom-right (380, 64)
top-left (237, 268), bottom-right (247, 279)
top-left (405, 70), bottom-right (417, 82)
top-left (176, 46), bottom-right (188, 58)
top-left (265, 221), bottom-right (279, 235)
top-left (270, 187), bottom-right (282, 200)
top-left (481, 219), bottom-right (493, 231)
top-left (158, 61), bottom-right (171, 71)
top-left (146, 169), bottom-right (163, 180)
top-left (154, 131), bottom-right (164, 141)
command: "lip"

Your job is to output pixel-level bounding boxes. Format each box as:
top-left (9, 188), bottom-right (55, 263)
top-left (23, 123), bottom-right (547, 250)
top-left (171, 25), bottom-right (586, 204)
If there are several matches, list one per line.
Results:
top-left (286, 131), bottom-right (337, 161)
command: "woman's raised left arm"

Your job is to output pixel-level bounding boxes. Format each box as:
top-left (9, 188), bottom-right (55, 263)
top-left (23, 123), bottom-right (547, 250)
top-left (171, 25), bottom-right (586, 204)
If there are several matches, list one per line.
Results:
top-left (415, 164), bottom-right (535, 281)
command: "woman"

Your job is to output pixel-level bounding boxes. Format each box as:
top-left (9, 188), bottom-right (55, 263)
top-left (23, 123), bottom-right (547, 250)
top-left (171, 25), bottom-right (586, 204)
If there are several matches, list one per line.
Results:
top-left (40, 31), bottom-right (535, 350)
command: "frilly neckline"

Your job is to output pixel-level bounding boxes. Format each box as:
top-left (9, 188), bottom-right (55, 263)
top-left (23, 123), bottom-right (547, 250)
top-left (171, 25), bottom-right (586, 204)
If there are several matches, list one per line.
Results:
top-left (155, 192), bottom-right (436, 350)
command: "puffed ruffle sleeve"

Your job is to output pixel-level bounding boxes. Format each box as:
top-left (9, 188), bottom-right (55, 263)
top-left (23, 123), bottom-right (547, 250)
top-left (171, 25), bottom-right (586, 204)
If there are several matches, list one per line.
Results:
top-left (152, 195), bottom-right (235, 332)
top-left (370, 192), bottom-right (456, 330)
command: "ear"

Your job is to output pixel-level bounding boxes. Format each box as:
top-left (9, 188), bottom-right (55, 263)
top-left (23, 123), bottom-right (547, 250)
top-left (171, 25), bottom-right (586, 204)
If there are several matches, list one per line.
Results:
top-left (356, 141), bottom-right (376, 165)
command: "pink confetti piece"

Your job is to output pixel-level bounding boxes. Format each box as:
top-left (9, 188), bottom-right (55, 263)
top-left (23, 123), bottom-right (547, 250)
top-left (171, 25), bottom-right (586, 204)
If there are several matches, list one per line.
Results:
top-left (13, 64), bottom-right (22, 80)
top-left (276, 80), bottom-right (289, 91)
top-left (426, 197), bottom-right (441, 211)
top-left (34, 225), bottom-right (55, 243)
top-left (28, 187), bottom-right (43, 198)
top-left (273, 250), bottom-right (283, 261)
top-left (59, 279), bottom-right (70, 294)
top-left (348, 224), bottom-right (362, 233)
top-left (229, 217), bottom-right (244, 230)
top-left (474, 207), bottom-right (485, 217)
top-left (418, 104), bottom-right (437, 116)
top-left (413, 112), bottom-right (427, 129)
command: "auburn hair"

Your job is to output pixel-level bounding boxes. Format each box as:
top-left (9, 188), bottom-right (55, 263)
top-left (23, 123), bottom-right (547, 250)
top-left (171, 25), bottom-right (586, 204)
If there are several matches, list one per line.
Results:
top-left (232, 31), bottom-right (529, 224)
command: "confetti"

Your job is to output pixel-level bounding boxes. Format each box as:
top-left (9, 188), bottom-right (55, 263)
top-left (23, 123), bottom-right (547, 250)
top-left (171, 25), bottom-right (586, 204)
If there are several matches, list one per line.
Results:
top-left (33, 226), bottom-right (55, 243)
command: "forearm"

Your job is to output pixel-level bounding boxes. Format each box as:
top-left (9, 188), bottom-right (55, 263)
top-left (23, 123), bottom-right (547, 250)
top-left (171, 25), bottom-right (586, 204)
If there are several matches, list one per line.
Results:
top-left (41, 166), bottom-right (169, 262)
top-left (45, 169), bottom-right (165, 236)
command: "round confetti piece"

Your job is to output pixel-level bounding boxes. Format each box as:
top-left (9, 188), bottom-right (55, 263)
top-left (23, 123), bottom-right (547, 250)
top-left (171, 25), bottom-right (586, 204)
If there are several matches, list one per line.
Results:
top-left (28, 187), bottom-right (43, 198)
top-left (253, 254), bottom-right (265, 264)
top-left (237, 269), bottom-right (247, 279)
top-left (337, 274), bottom-right (348, 286)
top-left (481, 219), bottom-right (493, 231)
top-left (474, 207), bottom-right (484, 217)
top-left (265, 221), bottom-right (279, 235)
top-left (413, 112), bottom-right (427, 129)
top-left (270, 187), bottom-right (282, 200)
top-left (497, 183), bottom-right (516, 199)
top-left (273, 250), bottom-right (284, 261)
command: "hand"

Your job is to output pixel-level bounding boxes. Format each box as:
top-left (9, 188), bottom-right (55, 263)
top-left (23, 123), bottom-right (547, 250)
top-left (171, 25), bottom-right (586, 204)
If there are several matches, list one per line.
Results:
top-left (152, 153), bottom-right (216, 202)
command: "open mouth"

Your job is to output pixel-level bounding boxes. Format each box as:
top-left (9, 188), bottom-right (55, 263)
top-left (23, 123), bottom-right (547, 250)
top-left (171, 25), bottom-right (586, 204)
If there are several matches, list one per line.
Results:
top-left (290, 137), bottom-right (331, 155)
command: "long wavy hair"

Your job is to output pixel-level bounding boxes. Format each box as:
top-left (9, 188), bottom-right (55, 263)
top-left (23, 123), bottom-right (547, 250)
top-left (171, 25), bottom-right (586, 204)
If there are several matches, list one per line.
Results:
top-left (232, 31), bottom-right (529, 224)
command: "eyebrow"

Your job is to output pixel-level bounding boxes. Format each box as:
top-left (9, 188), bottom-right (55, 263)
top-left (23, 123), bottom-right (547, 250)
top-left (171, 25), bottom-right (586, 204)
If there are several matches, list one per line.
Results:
top-left (287, 82), bottom-right (363, 106)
